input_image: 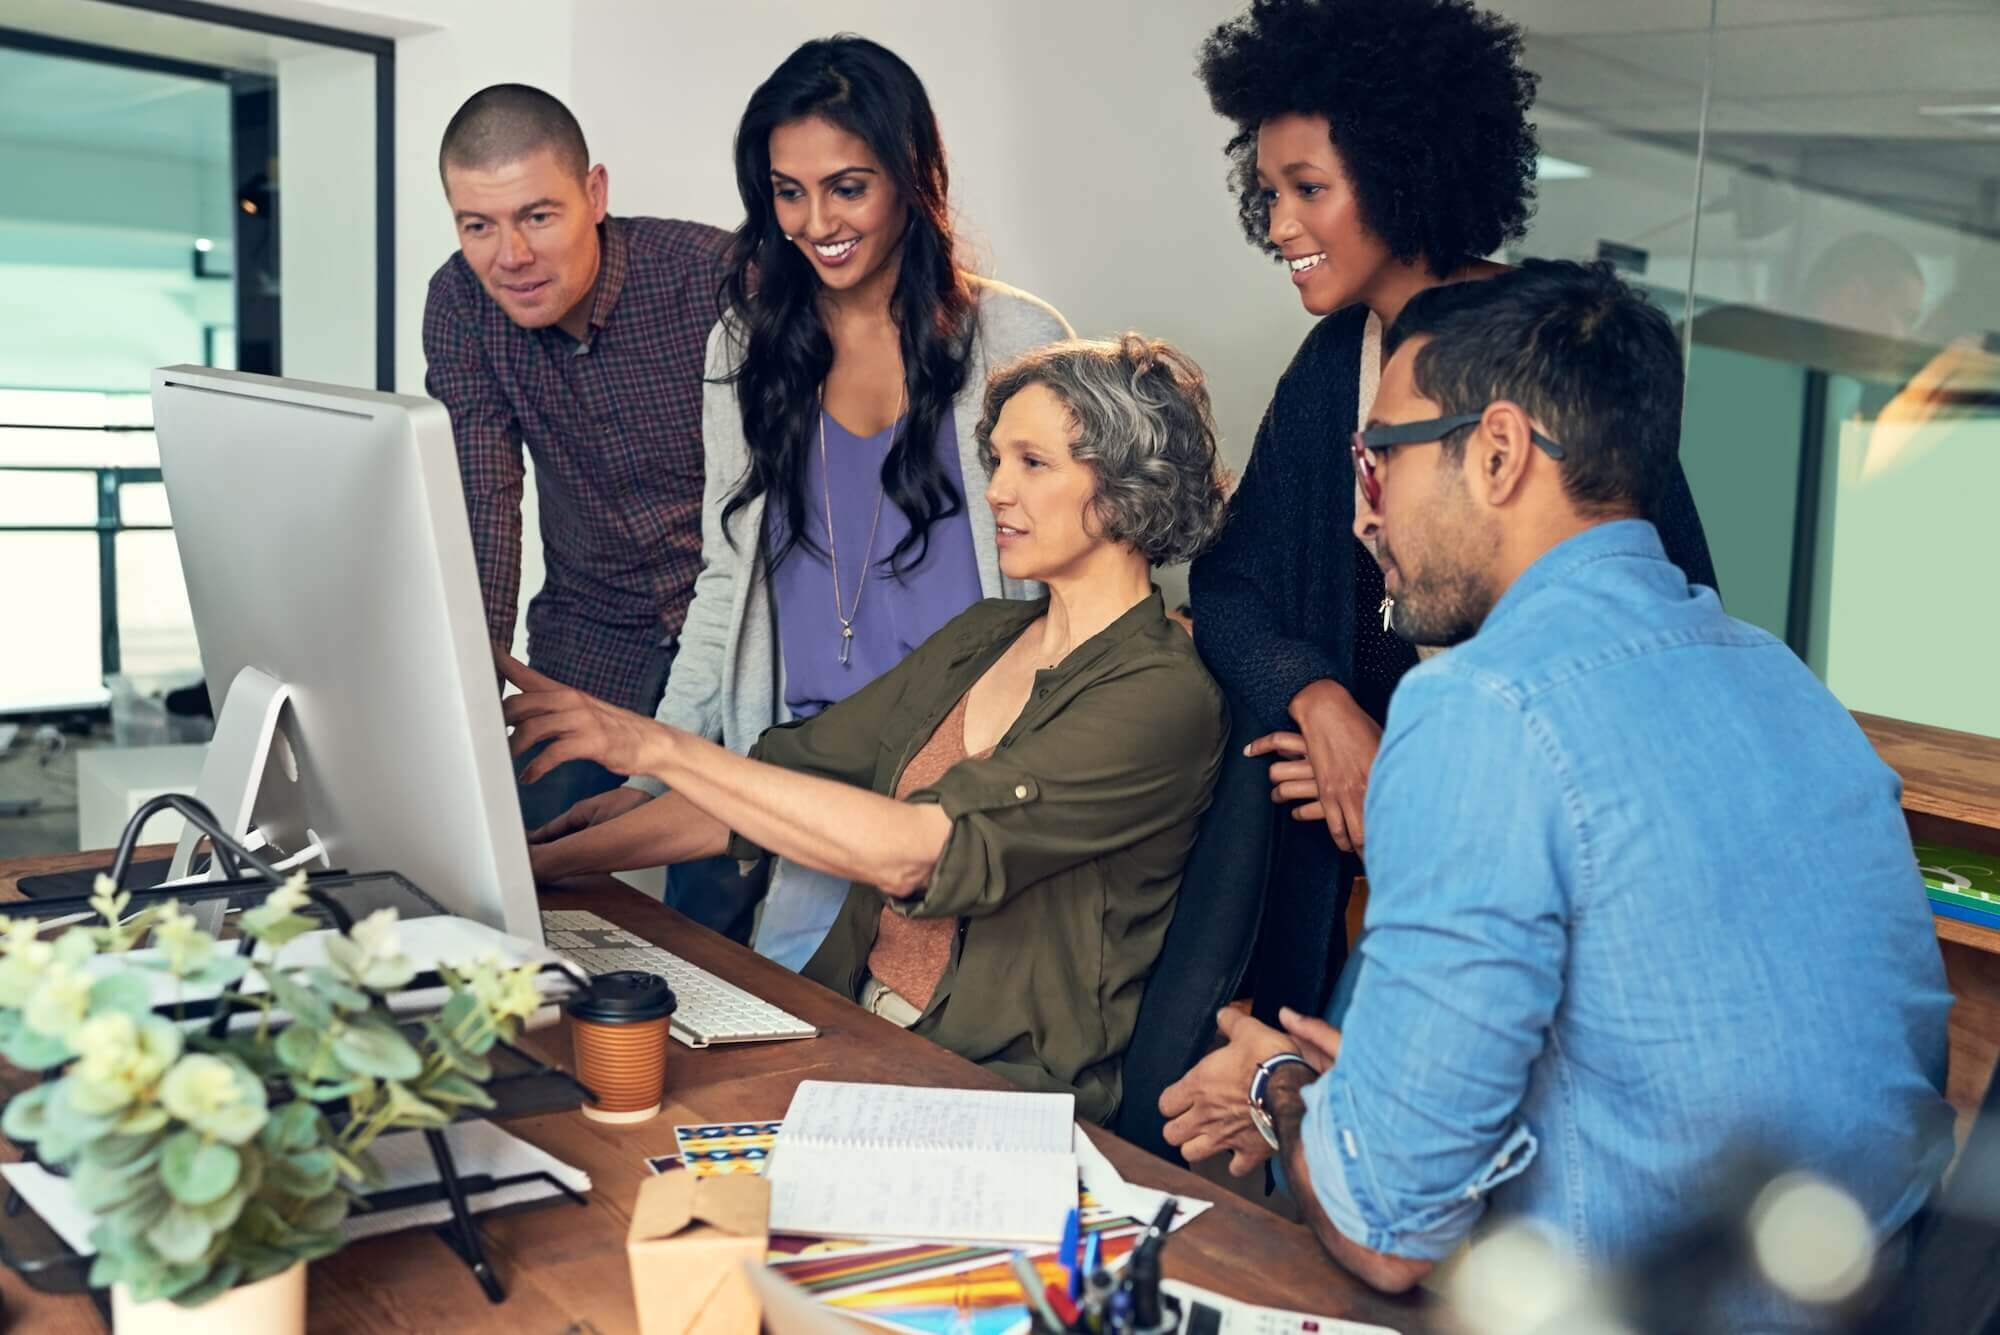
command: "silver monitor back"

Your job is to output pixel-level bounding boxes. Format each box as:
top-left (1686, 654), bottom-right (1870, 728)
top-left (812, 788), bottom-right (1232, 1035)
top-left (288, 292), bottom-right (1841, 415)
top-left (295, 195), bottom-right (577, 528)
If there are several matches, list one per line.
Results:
top-left (150, 366), bottom-right (540, 941)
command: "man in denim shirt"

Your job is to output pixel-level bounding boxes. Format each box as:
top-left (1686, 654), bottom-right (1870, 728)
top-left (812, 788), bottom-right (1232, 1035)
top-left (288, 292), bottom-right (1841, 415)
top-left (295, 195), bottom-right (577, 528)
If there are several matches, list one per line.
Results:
top-left (1165, 261), bottom-right (1953, 1325)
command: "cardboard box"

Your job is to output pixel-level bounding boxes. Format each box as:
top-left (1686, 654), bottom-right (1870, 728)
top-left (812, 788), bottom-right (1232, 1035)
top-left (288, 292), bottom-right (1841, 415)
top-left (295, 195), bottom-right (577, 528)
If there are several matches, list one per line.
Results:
top-left (745, 1260), bottom-right (873, 1334)
top-left (626, 1172), bottom-right (770, 1334)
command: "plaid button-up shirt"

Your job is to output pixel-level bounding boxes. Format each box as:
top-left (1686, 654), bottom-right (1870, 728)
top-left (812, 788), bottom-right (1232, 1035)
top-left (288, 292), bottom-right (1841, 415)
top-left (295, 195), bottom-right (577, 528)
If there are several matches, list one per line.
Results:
top-left (422, 215), bottom-right (731, 713)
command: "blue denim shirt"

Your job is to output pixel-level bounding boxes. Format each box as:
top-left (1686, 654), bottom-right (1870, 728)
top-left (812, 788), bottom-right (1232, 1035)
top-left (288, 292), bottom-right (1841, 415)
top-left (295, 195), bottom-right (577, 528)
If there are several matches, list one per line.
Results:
top-left (1301, 520), bottom-right (1953, 1320)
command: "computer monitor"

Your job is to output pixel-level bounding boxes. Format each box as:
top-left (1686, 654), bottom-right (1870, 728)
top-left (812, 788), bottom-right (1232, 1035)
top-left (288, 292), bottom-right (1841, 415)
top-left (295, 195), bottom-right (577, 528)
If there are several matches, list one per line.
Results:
top-left (149, 365), bottom-right (540, 941)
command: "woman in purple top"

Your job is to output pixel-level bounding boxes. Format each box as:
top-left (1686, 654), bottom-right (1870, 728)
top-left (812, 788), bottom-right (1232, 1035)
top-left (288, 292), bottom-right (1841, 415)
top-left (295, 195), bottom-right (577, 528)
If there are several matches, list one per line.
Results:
top-left (527, 36), bottom-right (1069, 968)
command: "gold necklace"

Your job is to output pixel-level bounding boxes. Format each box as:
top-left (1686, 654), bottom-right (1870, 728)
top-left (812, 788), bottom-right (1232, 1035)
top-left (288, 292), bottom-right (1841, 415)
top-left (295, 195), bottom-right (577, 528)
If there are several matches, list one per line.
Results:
top-left (818, 380), bottom-right (902, 666)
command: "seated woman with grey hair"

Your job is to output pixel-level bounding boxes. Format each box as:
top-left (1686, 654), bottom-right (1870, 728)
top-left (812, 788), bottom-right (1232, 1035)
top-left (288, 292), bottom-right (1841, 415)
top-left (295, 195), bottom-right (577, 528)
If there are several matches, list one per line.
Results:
top-left (504, 334), bottom-right (1229, 1119)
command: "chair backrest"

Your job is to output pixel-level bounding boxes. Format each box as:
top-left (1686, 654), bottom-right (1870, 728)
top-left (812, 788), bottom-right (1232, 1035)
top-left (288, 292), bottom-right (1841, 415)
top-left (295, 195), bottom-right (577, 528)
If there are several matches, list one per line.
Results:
top-left (1111, 695), bottom-right (1273, 1159)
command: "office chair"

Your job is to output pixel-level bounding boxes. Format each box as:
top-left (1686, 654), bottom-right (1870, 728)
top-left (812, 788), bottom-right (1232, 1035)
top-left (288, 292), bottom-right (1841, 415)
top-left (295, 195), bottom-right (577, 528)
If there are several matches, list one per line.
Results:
top-left (1860, 1063), bottom-right (2000, 1335)
top-left (1112, 691), bottom-right (1272, 1161)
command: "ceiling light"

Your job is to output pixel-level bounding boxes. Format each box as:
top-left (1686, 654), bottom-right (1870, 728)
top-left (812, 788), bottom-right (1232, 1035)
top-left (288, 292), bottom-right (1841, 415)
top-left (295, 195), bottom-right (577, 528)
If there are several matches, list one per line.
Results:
top-left (1536, 154), bottom-right (1592, 182)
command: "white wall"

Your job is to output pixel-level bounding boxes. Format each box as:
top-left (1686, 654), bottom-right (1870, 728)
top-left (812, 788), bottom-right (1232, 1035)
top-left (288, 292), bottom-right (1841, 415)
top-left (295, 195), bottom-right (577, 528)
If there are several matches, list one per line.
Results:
top-left (564, 0), bottom-right (1312, 607)
top-left (1825, 418), bottom-right (2000, 739)
top-left (379, 0), bottom-right (572, 655)
top-left (276, 45), bottom-right (377, 388)
top-left (230, 0), bottom-right (574, 654)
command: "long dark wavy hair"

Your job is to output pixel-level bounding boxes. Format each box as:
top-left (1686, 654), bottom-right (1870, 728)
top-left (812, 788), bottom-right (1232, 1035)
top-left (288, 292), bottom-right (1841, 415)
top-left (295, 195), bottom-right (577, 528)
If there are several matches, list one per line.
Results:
top-left (719, 35), bottom-right (976, 574)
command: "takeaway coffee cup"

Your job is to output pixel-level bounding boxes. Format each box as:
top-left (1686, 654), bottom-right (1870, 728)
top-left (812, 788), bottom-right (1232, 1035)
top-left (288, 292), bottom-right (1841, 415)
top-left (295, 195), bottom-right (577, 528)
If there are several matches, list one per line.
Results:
top-left (566, 970), bottom-right (677, 1124)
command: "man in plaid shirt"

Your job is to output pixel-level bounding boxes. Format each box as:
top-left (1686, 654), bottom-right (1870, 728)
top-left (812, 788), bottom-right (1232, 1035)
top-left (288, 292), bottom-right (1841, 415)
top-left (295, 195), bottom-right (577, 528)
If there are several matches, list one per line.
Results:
top-left (424, 85), bottom-right (729, 829)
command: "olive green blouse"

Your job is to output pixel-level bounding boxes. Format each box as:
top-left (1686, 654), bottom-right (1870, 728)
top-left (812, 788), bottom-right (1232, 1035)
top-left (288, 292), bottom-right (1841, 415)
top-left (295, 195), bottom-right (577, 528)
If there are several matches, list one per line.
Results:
top-left (728, 591), bottom-right (1227, 1122)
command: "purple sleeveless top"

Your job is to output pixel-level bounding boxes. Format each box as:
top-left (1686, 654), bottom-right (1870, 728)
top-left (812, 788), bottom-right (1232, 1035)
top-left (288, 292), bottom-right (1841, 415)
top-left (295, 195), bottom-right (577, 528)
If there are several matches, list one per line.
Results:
top-left (767, 406), bottom-right (984, 718)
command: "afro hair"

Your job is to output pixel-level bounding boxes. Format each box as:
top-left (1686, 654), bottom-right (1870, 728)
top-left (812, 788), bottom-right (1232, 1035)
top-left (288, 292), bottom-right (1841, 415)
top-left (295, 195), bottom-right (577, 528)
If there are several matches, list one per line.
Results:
top-left (1197, 0), bottom-right (1540, 276)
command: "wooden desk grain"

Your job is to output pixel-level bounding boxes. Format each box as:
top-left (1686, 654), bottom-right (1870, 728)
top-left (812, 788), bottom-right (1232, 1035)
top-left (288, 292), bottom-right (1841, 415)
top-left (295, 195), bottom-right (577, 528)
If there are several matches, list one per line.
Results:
top-left (0, 850), bottom-right (1433, 1334)
top-left (1856, 712), bottom-right (2000, 841)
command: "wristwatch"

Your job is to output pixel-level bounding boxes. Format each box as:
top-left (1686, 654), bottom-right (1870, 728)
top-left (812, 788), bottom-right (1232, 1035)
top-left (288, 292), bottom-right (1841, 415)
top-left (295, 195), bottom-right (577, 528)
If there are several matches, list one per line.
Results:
top-left (1248, 1052), bottom-right (1314, 1150)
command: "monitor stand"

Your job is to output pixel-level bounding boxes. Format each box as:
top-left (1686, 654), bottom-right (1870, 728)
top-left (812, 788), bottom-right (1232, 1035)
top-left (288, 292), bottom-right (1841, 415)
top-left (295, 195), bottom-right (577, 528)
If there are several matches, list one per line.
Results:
top-left (169, 664), bottom-right (328, 881)
top-left (15, 667), bottom-right (331, 903)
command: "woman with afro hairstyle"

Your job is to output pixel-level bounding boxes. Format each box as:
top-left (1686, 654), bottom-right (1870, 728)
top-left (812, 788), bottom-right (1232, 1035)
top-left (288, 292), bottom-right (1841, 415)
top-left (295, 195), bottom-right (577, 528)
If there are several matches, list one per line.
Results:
top-left (1180, 0), bottom-right (1718, 1031)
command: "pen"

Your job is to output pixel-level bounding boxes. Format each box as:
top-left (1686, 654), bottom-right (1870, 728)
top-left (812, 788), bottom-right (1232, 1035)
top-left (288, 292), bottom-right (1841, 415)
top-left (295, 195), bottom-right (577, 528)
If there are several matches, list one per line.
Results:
top-left (1061, 1204), bottom-right (1082, 1299)
top-left (1128, 1197), bottom-right (1180, 1334)
top-left (1010, 1251), bottom-right (1067, 1334)
top-left (1128, 1243), bottom-right (1167, 1333)
top-left (1044, 1283), bottom-right (1081, 1328)
top-left (1078, 1230), bottom-right (1110, 1330)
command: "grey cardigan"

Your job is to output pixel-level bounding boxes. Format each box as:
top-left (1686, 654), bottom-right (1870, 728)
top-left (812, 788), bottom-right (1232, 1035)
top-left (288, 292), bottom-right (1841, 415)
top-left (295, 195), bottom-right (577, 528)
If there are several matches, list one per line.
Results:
top-left (638, 276), bottom-right (1072, 773)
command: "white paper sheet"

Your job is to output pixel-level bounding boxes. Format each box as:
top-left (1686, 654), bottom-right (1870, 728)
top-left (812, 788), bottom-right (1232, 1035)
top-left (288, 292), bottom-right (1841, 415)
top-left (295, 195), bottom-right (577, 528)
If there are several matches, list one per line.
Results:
top-left (0, 1162), bottom-right (98, 1255)
top-left (1, 1120), bottom-right (591, 1255)
top-left (1074, 1131), bottom-right (1213, 1230)
top-left (778, 1081), bottom-right (1076, 1154)
top-left (342, 1121), bottom-right (592, 1239)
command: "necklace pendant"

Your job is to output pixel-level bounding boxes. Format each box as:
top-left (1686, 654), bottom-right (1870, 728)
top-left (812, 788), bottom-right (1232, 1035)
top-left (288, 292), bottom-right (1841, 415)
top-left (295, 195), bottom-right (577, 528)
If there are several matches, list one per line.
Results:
top-left (839, 623), bottom-right (854, 666)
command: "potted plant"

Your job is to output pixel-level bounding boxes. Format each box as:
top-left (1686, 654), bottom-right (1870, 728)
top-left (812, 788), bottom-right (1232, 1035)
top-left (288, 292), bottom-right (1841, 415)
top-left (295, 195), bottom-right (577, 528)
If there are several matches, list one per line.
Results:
top-left (0, 872), bottom-right (547, 1332)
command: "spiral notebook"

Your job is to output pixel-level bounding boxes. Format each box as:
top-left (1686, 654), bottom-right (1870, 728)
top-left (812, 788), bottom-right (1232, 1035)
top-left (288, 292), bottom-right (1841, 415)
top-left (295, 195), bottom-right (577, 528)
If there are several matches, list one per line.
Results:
top-left (766, 1081), bottom-right (1078, 1244)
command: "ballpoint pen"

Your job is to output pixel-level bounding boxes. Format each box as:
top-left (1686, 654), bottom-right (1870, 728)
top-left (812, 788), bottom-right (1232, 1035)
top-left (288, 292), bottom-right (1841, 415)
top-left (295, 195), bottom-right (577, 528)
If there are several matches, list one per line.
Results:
top-left (1080, 1231), bottom-right (1113, 1330)
top-left (1061, 1204), bottom-right (1083, 1300)
top-left (1044, 1283), bottom-right (1081, 1329)
top-left (1127, 1198), bottom-right (1181, 1334)
top-left (1141, 1196), bottom-right (1179, 1244)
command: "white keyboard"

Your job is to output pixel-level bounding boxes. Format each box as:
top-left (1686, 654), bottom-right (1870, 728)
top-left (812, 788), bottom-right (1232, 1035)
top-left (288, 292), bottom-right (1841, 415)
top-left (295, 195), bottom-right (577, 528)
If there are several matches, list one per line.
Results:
top-left (539, 908), bottom-right (817, 1048)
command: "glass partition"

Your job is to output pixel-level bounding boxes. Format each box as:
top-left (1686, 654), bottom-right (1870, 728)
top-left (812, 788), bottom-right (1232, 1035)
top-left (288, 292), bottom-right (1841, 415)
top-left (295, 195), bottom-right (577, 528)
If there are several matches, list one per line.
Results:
top-left (1503, 0), bottom-right (1999, 738)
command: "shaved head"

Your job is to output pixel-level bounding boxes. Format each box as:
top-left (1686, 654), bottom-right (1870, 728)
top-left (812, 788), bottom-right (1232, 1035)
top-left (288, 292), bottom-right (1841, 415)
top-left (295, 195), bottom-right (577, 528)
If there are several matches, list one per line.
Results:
top-left (439, 83), bottom-right (589, 185)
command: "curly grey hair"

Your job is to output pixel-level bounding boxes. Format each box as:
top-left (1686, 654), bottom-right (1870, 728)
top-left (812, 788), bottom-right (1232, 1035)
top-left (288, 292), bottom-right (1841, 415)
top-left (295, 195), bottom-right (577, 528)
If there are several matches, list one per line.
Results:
top-left (975, 334), bottom-right (1230, 566)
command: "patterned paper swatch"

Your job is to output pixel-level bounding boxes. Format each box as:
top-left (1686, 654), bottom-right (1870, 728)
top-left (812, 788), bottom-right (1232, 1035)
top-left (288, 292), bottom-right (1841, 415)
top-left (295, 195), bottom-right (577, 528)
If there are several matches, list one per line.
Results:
top-left (674, 1121), bottom-right (783, 1177)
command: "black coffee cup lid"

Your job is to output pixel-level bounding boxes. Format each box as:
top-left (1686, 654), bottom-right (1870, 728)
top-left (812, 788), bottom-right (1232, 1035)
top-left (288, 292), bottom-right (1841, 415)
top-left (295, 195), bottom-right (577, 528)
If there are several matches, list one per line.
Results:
top-left (565, 970), bottom-right (676, 1024)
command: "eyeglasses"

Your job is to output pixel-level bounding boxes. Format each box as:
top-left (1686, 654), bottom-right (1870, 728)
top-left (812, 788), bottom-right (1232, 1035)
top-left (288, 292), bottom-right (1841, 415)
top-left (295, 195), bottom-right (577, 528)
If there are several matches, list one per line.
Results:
top-left (1351, 411), bottom-right (1566, 510)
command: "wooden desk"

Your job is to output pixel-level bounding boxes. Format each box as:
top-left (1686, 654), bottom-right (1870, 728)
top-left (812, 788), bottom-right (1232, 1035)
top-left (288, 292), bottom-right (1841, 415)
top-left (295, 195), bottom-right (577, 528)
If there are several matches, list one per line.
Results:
top-left (1856, 712), bottom-right (2000, 848)
top-left (1855, 714), bottom-right (2000, 1123)
top-left (0, 849), bottom-right (1433, 1334)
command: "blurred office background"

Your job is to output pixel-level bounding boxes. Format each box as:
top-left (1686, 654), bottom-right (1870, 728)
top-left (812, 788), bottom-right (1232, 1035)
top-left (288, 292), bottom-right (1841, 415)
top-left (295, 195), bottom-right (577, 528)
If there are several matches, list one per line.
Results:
top-left (2, 0), bottom-right (1995, 859)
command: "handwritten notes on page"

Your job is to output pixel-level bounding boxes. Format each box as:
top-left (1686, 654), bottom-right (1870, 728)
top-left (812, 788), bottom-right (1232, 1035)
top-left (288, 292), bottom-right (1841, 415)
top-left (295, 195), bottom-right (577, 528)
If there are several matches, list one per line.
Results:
top-left (766, 1081), bottom-right (1077, 1244)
